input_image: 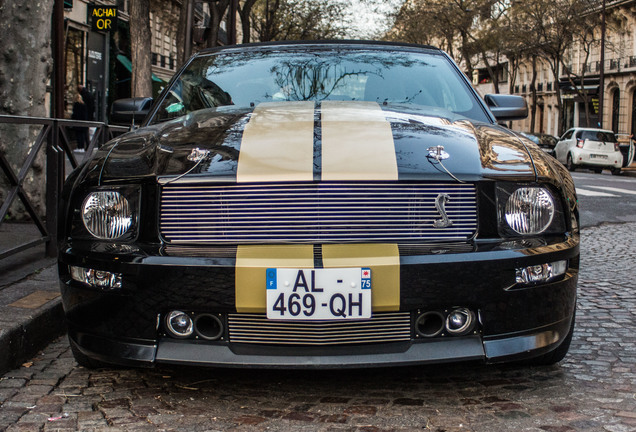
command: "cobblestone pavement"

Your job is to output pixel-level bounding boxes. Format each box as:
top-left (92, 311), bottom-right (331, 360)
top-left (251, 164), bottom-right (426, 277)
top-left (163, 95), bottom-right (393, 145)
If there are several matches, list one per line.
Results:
top-left (1, 223), bottom-right (635, 432)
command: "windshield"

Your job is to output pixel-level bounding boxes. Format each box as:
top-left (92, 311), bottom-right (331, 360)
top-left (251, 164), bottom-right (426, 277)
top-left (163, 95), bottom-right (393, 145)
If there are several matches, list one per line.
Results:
top-left (150, 47), bottom-right (490, 124)
top-left (580, 130), bottom-right (617, 142)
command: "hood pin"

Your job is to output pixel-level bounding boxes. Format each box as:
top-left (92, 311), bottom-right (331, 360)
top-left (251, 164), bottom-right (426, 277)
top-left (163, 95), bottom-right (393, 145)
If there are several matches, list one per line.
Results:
top-left (187, 147), bottom-right (210, 163)
top-left (427, 145), bottom-right (450, 161)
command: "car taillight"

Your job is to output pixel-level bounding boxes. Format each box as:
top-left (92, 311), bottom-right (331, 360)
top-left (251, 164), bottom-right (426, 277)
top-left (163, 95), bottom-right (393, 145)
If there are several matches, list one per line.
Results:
top-left (576, 138), bottom-right (584, 148)
top-left (614, 143), bottom-right (620, 151)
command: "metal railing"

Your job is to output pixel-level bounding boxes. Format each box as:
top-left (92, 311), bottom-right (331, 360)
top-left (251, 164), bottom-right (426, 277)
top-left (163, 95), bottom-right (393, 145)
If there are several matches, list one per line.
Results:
top-left (0, 115), bottom-right (128, 261)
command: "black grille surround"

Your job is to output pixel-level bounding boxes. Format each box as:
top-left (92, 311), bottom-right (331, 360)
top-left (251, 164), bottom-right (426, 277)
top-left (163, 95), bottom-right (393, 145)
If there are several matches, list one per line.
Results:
top-left (159, 182), bottom-right (478, 244)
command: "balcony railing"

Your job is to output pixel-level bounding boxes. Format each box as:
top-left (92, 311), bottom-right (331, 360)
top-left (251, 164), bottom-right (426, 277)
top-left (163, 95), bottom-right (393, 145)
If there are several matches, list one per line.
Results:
top-left (609, 59), bottom-right (619, 70)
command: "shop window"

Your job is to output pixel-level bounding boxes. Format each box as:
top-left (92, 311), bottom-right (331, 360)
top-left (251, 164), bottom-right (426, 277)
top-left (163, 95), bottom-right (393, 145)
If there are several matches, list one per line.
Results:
top-left (65, 27), bottom-right (85, 117)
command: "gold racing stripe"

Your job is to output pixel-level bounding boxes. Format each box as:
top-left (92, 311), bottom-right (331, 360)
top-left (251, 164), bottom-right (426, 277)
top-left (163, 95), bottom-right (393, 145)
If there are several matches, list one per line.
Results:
top-left (321, 101), bottom-right (398, 181)
top-left (237, 101), bottom-right (315, 183)
top-left (235, 245), bottom-right (314, 313)
top-left (322, 244), bottom-right (400, 312)
top-left (235, 101), bottom-right (400, 314)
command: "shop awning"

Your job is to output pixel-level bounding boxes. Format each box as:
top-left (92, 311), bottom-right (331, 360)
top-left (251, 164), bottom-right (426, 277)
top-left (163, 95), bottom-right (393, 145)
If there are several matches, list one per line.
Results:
top-left (558, 77), bottom-right (599, 94)
top-left (117, 54), bottom-right (164, 83)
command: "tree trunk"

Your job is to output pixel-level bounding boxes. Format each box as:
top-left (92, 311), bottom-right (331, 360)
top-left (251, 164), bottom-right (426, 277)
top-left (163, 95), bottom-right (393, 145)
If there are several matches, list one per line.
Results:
top-left (0, 0), bottom-right (54, 220)
top-left (176, 0), bottom-right (189, 68)
top-left (239, 0), bottom-right (258, 44)
top-left (508, 56), bottom-right (519, 94)
top-left (205, 0), bottom-right (229, 48)
top-left (130, 0), bottom-right (153, 98)
top-left (549, 59), bottom-right (565, 135)
top-left (530, 55), bottom-right (538, 133)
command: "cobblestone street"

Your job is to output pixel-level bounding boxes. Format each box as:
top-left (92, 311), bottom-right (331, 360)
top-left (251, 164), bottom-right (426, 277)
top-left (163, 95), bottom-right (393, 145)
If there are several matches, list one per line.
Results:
top-left (0, 223), bottom-right (635, 432)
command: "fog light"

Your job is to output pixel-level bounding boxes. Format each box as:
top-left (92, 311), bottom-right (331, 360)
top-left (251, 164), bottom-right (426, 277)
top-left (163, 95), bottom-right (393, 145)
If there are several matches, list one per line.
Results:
top-left (70, 266), bottom-right (122, 290)
top-left (516, 260), bottom-right (567, 284)
top-left (445, 308), bottom-right (476, 336)
top-left (165, 311), bottom-right (194, 338)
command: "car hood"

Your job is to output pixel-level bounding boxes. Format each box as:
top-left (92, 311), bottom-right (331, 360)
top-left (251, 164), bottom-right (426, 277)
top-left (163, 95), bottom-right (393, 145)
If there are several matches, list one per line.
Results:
top-left (85, 102), bottom-right (538, 184)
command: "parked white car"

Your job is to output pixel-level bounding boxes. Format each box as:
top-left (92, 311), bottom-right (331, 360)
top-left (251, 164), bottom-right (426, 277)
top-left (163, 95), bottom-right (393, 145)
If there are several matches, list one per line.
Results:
top-left (555, 128), bottom-right (623, 174)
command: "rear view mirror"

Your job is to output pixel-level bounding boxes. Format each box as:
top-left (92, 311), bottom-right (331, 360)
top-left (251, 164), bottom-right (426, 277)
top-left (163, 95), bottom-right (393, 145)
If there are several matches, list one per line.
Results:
top-left (484, 94), bottom-right (528, 121)
top-left (110, 97), bottom-right (154, 127)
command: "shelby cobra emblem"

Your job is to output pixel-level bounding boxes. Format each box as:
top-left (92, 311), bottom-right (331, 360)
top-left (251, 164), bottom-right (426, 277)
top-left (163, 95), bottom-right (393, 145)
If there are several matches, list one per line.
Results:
top-left (433, 193), bottom-right (453, 228)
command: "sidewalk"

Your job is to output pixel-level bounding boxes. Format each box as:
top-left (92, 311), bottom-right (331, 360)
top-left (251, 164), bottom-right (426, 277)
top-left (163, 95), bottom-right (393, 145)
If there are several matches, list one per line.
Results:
top-left (623, 160), bottom-right (636, 175)
top-left (0, 223), bottom-right (64, 374)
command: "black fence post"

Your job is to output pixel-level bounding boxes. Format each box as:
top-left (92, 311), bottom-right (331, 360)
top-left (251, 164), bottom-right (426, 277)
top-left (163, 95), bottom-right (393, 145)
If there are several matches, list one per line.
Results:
top-left (45, 120), bottom-right (61, 258)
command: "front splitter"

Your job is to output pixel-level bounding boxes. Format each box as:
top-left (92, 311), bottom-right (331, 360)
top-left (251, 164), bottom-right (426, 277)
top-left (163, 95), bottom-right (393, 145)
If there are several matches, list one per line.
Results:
top-left (155, 336), bottom-right (485, 369)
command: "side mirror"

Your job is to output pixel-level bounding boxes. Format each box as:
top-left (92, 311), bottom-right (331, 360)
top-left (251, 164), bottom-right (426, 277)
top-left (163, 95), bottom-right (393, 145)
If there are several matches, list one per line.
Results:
top-left (484, 94), bottom-right (528, 121)
top-left (109, 97), bottom-right (154, 127)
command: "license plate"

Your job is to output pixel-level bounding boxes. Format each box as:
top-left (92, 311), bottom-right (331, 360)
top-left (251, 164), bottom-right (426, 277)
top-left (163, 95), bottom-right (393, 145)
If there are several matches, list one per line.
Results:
top-left (266, 268), bottom-right (371, 320)
top-left (590, 154), bottom-right (608, 159)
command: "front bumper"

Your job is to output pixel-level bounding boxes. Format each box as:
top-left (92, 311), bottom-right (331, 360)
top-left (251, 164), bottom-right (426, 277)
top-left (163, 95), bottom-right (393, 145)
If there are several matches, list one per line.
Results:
top-left (68, 315), bottom-right (571, 369)
top-left (59, 234), bottom-right (579, 368)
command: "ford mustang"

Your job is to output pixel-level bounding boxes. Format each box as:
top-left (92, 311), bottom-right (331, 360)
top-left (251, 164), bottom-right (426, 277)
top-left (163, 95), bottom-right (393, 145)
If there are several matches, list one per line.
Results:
top-left (58, 41), bottom-right (579, 369)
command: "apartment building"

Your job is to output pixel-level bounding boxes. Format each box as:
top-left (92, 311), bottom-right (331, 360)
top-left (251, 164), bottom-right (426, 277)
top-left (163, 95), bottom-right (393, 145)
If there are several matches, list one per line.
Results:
top-left (473, 0), bottom-right (636, 138)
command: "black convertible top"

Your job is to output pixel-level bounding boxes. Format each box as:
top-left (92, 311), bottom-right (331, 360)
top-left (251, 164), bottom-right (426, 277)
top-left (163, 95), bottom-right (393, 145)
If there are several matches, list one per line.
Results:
top-left (196, 40), bottom-right (440, 56)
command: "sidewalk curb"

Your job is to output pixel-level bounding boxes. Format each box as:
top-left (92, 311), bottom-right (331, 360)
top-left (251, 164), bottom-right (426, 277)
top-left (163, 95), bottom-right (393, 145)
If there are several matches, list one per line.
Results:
top-left (0, 265), bottom-right (66, 375)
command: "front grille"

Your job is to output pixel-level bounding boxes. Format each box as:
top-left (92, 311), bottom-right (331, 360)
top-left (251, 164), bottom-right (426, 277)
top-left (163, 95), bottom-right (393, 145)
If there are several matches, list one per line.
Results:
top-left (227, 312), bottom-right (411, 346)
top-left (160, 182), bottom-right (477, 244)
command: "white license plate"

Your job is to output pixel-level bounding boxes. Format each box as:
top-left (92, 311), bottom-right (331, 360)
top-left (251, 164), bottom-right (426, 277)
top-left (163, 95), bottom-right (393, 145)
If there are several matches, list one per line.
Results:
top-left (266, 268), bottom-right (371, 320)
top-left (590, 154), bottom-right (608, 159)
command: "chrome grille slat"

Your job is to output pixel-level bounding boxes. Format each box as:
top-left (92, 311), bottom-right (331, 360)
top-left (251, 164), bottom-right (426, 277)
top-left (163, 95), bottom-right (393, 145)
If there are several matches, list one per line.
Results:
top-left (228, 312), bottom-right (411, 346)
top-left (160, 182), bottom-right (477, 244)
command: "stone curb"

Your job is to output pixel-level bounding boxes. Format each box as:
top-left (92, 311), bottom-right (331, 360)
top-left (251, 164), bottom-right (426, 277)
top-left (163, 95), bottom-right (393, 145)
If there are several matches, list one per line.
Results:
top-left (0, 265), bottom-right (66, 375)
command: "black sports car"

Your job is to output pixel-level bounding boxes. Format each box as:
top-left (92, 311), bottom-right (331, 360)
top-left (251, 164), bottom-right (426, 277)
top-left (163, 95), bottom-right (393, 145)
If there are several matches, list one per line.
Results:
top-left (58, 41), bottom-right (579, 369)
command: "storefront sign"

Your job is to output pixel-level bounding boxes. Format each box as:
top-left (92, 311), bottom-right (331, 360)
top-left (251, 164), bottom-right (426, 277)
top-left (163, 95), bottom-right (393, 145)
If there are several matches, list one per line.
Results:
top-left (88, 5), bottom-right (117, 32)
top-left (592, 97), bottom-right (599, 113)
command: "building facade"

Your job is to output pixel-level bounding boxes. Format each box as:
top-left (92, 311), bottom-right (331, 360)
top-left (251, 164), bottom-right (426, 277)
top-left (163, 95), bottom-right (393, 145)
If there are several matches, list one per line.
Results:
top-left (473, 0), bottom-right (636, 140)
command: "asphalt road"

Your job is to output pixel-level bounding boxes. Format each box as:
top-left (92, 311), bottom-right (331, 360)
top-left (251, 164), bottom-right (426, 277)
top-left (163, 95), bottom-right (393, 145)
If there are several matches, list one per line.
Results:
top-left (571, 170), bottom-right (636, 228)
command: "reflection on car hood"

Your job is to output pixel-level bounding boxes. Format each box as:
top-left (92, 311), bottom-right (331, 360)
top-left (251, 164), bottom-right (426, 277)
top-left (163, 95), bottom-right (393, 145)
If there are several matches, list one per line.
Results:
top-left (87, 101), bottom-right (537, 184)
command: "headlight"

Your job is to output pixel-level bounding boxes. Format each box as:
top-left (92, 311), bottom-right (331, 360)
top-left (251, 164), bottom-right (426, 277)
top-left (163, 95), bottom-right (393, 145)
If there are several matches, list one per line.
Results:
top-left (504, 187), bottom-right (555, 235)
top-left (82, 191), bottom-right (133, 239)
